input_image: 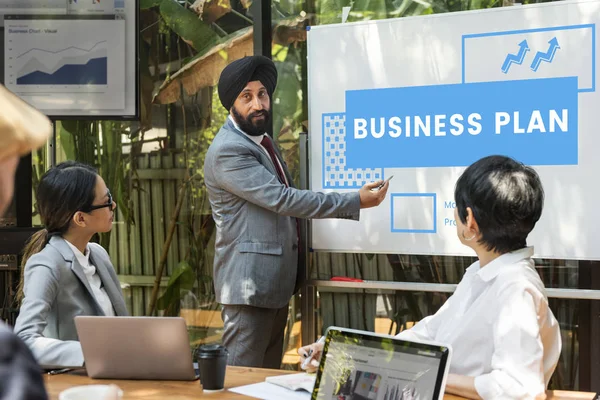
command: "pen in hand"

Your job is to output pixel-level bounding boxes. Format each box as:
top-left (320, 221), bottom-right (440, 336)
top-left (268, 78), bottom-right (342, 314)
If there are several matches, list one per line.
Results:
top-left (371, 175), bottom-right (394, 191)
top-left (378, 175), bottom-right (393, 190)
top-left (301, 336), bottom-right (326, 370)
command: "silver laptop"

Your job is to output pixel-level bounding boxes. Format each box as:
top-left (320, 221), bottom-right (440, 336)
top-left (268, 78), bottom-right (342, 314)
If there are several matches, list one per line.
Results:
top-left (311, 327), bottom-right (452, 400)
top-left (75, 316), bottom-right (197, 380)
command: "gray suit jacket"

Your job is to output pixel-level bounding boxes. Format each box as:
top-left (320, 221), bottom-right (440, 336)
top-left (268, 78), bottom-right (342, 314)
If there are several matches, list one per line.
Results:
top-left (14, 236), bottom-right (128, 367)
top-left (204, 119), bottom-right (361, 308)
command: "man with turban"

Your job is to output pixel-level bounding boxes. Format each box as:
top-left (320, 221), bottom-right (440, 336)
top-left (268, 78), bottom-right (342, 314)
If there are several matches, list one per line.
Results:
top-left (204, 55), bottom-right (389, 368)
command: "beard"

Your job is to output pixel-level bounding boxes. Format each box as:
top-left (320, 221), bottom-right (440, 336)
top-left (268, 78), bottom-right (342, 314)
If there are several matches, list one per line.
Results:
top-left (231, 106), bottom-right (270, 137)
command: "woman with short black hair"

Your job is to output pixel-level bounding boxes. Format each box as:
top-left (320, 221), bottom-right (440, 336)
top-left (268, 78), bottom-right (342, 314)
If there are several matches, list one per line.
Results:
top-left (454, 154), bottom-right (544, 257)
top-left (430, 155), bottom-right (560, 399)
top-left (300, 155), bottom-right (561, 400)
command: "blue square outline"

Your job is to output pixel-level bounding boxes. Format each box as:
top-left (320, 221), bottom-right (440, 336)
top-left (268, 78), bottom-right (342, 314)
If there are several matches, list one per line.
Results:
top-left (390, 193), bottom-right (437, 233)
top-left (461, 23), bottom-right (596, 93)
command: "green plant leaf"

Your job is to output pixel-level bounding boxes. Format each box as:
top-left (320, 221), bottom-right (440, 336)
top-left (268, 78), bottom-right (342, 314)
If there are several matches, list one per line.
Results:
top-left (272, 51), bottom-right (301, 141)
top-left (56, 122), bottom-right (76, 161)
top-left (140, 0), bottom-right (163, 9)
top-left (159, 0), bottom-right (220, 52)
top-left (157, 261), bottom-right (196, 312)
top-left (351, 0), bottom-right (388, 20)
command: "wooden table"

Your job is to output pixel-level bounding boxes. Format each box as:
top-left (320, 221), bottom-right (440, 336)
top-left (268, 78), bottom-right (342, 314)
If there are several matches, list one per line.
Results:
top-left (45, 367), bottom-right (297, 400)
top-left (44, 366), bottom-right (596, 400)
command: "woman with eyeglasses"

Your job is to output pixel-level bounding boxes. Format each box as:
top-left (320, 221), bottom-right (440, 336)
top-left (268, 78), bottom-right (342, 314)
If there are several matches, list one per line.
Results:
top-left (13, 161), bottom-right (128, 368)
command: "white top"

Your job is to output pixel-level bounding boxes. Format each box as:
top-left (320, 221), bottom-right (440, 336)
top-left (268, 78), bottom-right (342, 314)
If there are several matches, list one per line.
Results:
top-left (229, 115), bottom-right (289, 186)
top-left (65, 240), bottom-right (115, 317)
top-left (396, 247), bottom-right (561, 399)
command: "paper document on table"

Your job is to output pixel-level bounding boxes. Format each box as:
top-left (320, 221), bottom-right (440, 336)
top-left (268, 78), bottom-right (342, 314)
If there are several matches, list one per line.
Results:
top-left (229, 382), bottom-right (312, 400)
top-left (265, 372), bottom-right (316, 392)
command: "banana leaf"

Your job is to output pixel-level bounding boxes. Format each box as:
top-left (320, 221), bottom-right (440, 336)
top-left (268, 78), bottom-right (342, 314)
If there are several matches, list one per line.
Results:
top-left (140, 0), bottom-right (163, 9)
top-left (159, 0), bottom-right (221, 52)
top-left (157, 261), bottom-right (197, 316)
top-left (153, 26), bottom-right (253, 104)
top-left (190, 0), bottom-right (233, 24)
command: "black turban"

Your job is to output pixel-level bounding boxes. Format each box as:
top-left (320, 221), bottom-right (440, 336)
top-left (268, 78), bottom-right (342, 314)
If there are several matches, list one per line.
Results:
top-left (217, 55), bottom-right (278, 111)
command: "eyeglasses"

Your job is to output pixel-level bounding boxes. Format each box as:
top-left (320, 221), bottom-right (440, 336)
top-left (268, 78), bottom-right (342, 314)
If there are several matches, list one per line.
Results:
top-left (84, 190), bottom-right (113, 213)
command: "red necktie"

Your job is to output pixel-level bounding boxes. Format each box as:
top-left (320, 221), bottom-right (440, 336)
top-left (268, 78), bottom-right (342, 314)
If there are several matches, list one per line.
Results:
top-left (260, 135), bottom-right (288, 186)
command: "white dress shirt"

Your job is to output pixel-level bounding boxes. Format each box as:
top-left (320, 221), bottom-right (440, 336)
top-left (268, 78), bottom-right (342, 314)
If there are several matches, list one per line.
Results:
top-left (396, 247), bottom-right (561, 399)
top-left (228, 115), bottom-right (289, 186)
top-left (65, 240), bottom-right (115, 317)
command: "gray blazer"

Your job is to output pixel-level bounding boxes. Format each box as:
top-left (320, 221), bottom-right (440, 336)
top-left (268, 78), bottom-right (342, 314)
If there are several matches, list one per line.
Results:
top-left (204, 119), bottom-right (361, 309)
top-left (14, 236), bottom-right (128, 367)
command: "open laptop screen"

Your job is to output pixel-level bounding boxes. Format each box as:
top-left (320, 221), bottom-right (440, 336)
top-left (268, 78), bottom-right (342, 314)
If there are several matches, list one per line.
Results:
top-left (312, 327), bottom-right (451, 400)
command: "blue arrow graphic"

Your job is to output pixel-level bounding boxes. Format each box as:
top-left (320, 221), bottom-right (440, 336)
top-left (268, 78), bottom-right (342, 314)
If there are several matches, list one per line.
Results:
top-left (501, 40), bottom-right (529, 74)
top-left (530, 37), bottom-right (560, 72)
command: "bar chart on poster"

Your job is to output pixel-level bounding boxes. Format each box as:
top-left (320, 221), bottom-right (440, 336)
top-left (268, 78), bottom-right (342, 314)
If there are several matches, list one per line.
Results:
top-left (307, 0), bottom-right (600, 260)
top-left (5, 18), bottom-right (125, 110)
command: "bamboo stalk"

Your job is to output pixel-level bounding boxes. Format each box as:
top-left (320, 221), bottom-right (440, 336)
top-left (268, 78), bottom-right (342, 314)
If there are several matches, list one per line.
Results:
top-left (148, 178), bottom-right (189, 316)
top-left (147, 80), bottom-right (190, 316)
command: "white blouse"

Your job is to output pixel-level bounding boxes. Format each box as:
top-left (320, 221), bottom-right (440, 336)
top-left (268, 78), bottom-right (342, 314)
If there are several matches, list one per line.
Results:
top-left (396, 247), bottom-right (561, 399)
top-left (65, 240), bottom-right (115, 317)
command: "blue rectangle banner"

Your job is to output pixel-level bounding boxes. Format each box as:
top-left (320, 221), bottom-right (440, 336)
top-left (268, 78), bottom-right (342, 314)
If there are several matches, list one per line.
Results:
top-left (344, 77), bottom-right (578, 169)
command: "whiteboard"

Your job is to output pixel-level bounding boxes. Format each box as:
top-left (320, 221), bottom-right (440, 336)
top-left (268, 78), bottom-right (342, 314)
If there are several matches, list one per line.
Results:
top-left (307, 0), bottom-right (600, 260)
